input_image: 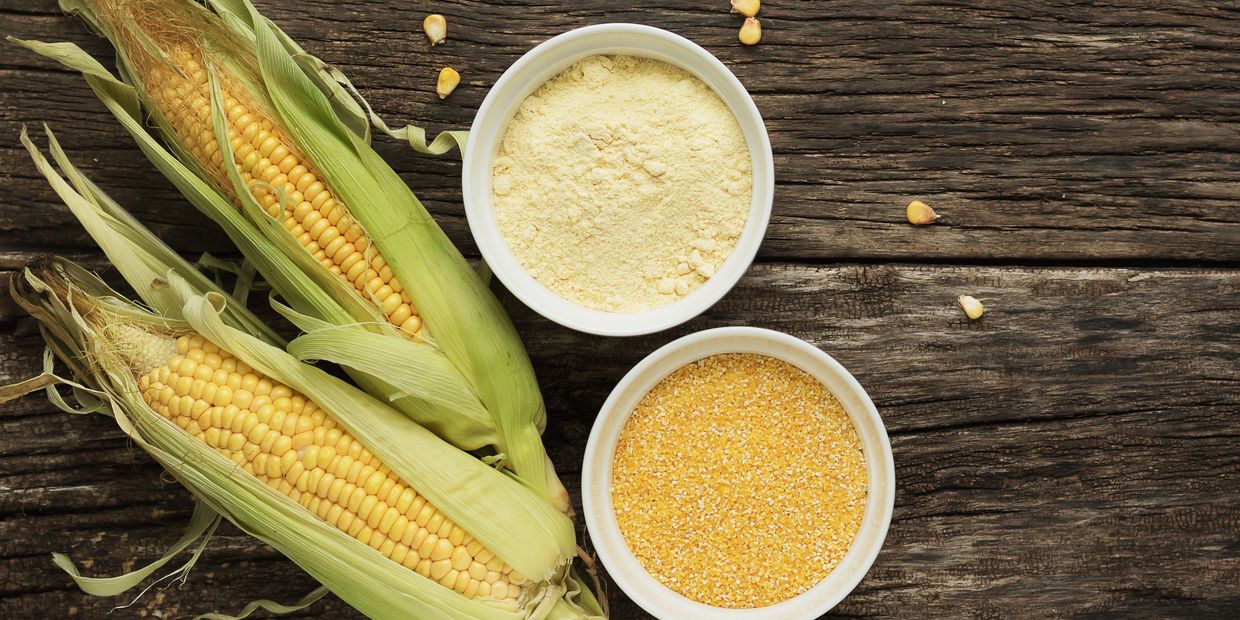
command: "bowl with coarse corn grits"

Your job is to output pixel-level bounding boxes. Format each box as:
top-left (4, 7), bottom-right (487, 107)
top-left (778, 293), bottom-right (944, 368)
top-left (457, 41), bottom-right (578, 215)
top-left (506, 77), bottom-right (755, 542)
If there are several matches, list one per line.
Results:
top-left (583, 327), bottom-right (895, 619)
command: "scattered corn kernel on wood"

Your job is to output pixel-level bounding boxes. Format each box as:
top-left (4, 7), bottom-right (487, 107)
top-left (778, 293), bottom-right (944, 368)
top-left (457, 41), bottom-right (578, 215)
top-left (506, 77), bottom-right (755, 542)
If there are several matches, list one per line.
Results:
top-left (739, 17), bottom-right (762, 45)
top-left (731, 0), bottom-right (761, 17)
top-left (438, 67), bottom-right (461, 99)
top-left (907, 200), bottom-right (940, 225)
top-left (424, 14), bottom-right (448, 46)
top-left (959, 294), bottom-right (986, 320)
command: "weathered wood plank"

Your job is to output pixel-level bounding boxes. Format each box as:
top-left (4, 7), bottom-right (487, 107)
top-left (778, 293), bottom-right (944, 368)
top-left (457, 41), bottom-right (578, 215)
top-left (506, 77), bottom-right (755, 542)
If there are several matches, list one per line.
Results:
top-left (1, 262), bottom-right (1236, 618)
top-left (0, 1), bottom-right (1237, 263)
top-left (1, 0), bottom-right (1237, 618)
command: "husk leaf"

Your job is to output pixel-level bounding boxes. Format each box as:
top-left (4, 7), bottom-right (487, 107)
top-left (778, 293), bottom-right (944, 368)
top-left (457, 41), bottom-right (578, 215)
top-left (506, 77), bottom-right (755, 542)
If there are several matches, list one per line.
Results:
top-left (17, 0), bottom-right (572, 515)
top-left (11, 34), bottom-right (505, 452)
top-left (7, 261), bottom-right (581, 619)
top-left (174, 286), bottom-right (577, 582)
top-left (19, 124), bottom-right (281, 345)
top-left (240, 0), bottom-right (567, 511)
top-left (10, 3), bottom-right (567, 493)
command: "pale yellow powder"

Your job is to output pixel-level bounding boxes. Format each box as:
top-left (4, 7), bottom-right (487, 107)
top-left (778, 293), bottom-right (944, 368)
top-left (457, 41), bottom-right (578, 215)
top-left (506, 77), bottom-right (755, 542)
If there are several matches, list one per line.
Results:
top-left (492, 55), bottom-right (752, 313)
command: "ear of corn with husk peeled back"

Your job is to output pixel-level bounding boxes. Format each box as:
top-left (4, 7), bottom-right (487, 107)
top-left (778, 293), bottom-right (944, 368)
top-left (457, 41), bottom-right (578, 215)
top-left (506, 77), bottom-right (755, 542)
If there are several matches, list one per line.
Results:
top-left (11, 0), bottom-right (570, 515)
top-left (18, 119), bottom-right (606, 620)
top-left (0, 258), bottom-right (595, 619)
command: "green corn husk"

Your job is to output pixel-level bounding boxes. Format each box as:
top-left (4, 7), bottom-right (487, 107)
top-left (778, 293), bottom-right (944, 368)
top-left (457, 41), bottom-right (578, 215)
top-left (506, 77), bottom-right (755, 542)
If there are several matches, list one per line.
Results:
top-left (1, 258), bottom-right (593, 620)
top-left (20, 124), bottom-right (502, 453)
top-left (22, 120), bottom-right (610, 620)
top-left (20, 124), bottom-right (279, 345)
top-left (10, 39), bottom-right (498, 452)
top-left (12, 0), bottom-right (570, 514)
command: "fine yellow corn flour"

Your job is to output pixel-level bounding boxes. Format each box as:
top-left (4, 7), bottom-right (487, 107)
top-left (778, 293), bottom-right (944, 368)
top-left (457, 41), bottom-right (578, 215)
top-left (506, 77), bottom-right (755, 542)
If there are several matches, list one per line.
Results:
top-left (492, 55), bottom-right (752, 313)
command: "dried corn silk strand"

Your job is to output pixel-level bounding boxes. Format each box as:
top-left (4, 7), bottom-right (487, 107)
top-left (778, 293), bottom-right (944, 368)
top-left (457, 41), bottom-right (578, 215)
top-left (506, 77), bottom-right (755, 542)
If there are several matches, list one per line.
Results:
top-left (611, 353), bottom-right (868, 608)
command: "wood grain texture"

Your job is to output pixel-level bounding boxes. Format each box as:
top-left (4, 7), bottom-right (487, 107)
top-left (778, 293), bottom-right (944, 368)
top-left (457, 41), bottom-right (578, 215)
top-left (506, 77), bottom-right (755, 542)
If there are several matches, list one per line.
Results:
top-left (2, 263), bottom-right (1237, 618)
top-left (0, 1), bottom-right (1237, 263)
top-left (0, 0), bottom-right (1237, 618)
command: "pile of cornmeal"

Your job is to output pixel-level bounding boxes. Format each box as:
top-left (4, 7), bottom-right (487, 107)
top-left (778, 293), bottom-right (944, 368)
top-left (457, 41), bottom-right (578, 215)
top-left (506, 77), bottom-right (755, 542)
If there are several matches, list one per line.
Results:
top-left (492, 54), bottom-right (752, 313)
top-left (611, 353), bottom-right (868, 608)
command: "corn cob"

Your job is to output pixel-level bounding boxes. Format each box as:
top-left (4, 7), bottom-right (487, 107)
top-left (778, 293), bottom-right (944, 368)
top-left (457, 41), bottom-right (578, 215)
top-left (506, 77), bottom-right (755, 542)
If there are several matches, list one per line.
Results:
top-left (11, 134), bottom-right (607, 618)
top-left (18, 127), bottom-right (521, 599)
top-left (20, 0), bottom-right (574, 517)
top-left (136, 332), bottom-right (524, 601)
top-left (36, 276), bottom-right (527, 602)
top-left (127, 24), bottom-right (422, 338)
top-left (1, 260), bottom-right (594, 619)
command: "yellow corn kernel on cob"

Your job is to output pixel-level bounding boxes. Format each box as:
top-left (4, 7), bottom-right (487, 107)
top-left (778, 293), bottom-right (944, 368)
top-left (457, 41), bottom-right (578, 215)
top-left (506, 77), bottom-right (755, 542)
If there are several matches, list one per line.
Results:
top-left (136, 42), bottom-right (422, 338)
top-left (133, 331), bottom-right (526, 601)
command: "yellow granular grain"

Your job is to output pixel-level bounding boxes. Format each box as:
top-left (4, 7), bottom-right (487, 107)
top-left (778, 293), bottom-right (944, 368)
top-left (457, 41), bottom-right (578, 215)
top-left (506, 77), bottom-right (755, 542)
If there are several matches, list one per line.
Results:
top-left (611, 353), bottom-right (868, 608)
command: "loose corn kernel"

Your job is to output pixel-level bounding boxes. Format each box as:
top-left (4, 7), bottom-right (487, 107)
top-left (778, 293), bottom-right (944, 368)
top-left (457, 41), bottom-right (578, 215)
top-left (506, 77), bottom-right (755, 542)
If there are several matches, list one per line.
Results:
top-left (437, 67), bottom-right (460, 99)
top-left (731, 0), bottom-right (760, 17)
top-left (906, 200), bottom-right (940, 225)
top-left (958, 294), bottom-right (985, 320)
top-left (423, 14), bottom-right (447, 46)
top-left (739, 17), bottom-right (762, 45)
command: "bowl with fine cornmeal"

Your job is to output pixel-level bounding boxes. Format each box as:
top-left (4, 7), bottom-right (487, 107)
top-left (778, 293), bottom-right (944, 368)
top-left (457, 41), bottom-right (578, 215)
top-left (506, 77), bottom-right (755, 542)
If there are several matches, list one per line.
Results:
top-left (583, 327), bottom-right (895, 620)
top-left (463, 24), bottom-right (774, 336)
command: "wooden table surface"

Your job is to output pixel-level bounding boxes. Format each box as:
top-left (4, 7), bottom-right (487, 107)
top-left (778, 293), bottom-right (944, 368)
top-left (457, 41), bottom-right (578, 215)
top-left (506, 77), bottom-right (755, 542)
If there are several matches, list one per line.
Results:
top-left (1, 1), bottom-right (1237, 618)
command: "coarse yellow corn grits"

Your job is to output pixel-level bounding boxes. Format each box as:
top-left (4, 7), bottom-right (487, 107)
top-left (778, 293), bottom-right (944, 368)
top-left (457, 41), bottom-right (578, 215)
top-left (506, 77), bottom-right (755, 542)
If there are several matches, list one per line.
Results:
top-left (138, 41), bottom-right (422, 338)
top-left (133, 331), bottom-right (527, 602)
top-left (611, 353), bottom-right (868, 608)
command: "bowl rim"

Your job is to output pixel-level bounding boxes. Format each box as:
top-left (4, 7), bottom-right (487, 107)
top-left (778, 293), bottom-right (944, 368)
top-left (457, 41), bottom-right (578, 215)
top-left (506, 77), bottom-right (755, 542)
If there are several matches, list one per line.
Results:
top-left (582, 326), bottom-right (896, 620)
top-left (462, 23), bottom-right (774, 337)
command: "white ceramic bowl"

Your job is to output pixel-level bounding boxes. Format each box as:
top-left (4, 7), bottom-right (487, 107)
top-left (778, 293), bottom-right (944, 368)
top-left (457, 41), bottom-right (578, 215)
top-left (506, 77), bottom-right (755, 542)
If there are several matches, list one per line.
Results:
top-left (582, 327), bottom-right (895, 620)
top-left (462, 24), bottom-right (774, 337)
